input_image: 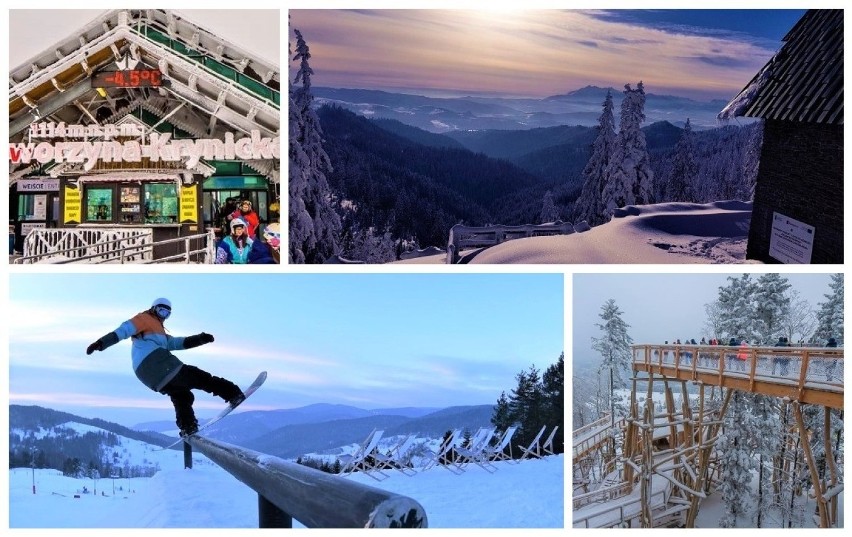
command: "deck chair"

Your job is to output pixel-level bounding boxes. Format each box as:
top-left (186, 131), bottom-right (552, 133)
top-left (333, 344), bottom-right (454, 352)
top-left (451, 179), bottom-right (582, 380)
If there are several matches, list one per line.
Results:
top-left (456, 427), bottom-right (498, 473)
top-left (423, 428), bottom-right (464, 474)
top-left (339, 429), bottom-right (388, 479)
top-left (485, 425), bottom-right (518, 463)
top-left (541, 425), bottom-right (559, 456)
top-left (517, 424), bottom-right (548, 461)
top-left (374, 434), bottom-right (418, 476)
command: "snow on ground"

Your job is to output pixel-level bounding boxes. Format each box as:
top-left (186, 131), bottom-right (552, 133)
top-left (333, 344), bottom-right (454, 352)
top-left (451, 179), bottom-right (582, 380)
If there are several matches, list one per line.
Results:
top-left (394, 200), bottom-right (755, 264)
top-left (10, 454), bottom-right (564, 528)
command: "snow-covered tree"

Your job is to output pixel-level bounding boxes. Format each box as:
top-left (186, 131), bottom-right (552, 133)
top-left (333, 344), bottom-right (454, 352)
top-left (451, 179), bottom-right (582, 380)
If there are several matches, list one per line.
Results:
top-left (664, 118), bottom-right (697, 202)
top-left (754, 273), bottom-right (791, 344)
top-left (592, 299), bottom-right (633, 419)
top-left (781, 289), bottom-right (817, 345)
top-left (703, 300), bottom-right (725, 340)
top-left (751, 394), bottom-right (781, 527)
top-left (717, 391), bottom-right (756, 527)
top-left (601, 82), bottom-right (654, 214)
top-left (716, 274), bottom-right (758, 342)
top-left (539, 190), bottom-right (560, 223)
top-left (573, 90), bottom-right (616, 227)
top-left (290, 29), bottom-right (341, 264)
top-left (813, 274), bottom-right (843, 344)
top-left (340, 226), bottom-right (397, 263)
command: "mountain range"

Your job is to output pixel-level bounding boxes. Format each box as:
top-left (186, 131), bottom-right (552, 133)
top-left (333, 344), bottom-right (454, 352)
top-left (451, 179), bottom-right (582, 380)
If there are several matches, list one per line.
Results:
top-left (10, 403), bottom-right (495, 466)
top-left (313, 85), bottom-right (734, 133)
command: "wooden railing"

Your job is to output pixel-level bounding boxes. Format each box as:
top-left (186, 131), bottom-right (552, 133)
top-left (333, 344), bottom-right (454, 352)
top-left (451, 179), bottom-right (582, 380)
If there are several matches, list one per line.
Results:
top-left (572, 478), bottom-right (671, 528)
top-left (573, 415), bottom-right (625, 463)
top-left (631, 344), bottom-right (843, 408)
top-left (446, 222), bottom-right (580, 264)
top-left (185, 435), bottom-right (427, 528)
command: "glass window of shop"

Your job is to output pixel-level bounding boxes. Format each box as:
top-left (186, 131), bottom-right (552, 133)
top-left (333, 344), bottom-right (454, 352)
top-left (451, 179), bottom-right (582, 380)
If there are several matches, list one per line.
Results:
top-left (85, 188), bottom-right (113, 221)
top-left (17, 194), bottom-right (49, 221)
top-left (144, 183), bottom-right (178, 224)
top-left (85, 183), bottom-right (179, 224)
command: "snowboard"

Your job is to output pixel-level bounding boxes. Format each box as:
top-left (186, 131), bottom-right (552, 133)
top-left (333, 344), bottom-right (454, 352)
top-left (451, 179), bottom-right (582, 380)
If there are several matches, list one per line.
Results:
top-left (157, 371), bottom-right (267, 450)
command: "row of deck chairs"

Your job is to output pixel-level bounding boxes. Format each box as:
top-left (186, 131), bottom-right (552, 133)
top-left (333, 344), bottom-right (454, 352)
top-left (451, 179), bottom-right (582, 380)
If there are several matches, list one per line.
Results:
top-left (338, 424), bottom-right (559, 480)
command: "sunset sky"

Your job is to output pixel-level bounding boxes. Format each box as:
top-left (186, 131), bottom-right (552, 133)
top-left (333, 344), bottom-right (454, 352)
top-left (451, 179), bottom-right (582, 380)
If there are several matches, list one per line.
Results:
top-left (9, 272), bottom-right (563, 426)
top-left (289, 9), bottom-right (806, 101)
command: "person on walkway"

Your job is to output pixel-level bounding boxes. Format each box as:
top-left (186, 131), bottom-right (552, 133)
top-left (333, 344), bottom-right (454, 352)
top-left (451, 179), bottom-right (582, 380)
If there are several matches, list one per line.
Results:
top-left (86, 298), bottom-right (244, 436)
top-left (825, 336), bottom-right (839, 381)
top-left (735, 338), bottom-right (750, 372)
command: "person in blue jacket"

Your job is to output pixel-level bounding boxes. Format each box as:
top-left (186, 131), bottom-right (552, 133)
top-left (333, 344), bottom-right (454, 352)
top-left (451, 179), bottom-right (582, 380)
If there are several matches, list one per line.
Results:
top-left (216, 218), bottom-right (253, 264)
top-left (85, 297), bottom-right (244, 436)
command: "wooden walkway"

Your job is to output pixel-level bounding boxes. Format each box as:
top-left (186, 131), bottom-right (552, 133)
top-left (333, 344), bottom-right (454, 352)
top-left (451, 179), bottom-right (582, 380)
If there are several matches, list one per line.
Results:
top-left (631, 344), bottom-right (843, 409)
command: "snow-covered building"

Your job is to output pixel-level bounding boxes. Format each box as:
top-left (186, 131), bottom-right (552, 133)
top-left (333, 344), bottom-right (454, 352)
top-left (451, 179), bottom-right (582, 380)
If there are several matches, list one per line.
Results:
top-left (8, 10), bottom-right (280, 259)
top-left (719, 9), bottom-right (842, 264)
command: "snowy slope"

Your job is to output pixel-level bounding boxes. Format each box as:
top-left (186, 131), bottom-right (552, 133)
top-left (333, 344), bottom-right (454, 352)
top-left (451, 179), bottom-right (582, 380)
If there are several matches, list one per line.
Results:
top-left (395, 200), bottom-right (755, 264)
top-left (10, 454), bottom-right (564, 528)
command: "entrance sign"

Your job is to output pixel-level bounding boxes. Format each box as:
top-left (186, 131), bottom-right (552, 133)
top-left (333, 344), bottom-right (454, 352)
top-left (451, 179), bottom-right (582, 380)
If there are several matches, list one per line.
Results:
top-left (18, 178), bottom-right (60, 192)
top-left (769, 212), bottom-right (815, 264)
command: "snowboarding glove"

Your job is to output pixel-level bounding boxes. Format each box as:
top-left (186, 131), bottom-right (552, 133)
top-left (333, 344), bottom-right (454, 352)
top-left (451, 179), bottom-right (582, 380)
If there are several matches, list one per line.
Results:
top-left (184, 332), bottom-right (214, 349)
top-left (86, 332), bottom-right (119, 355)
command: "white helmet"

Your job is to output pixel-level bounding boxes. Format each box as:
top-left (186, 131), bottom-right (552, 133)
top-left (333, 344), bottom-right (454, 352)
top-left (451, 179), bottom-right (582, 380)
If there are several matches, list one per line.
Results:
top-left (151, 297), bottom-right (172, 320)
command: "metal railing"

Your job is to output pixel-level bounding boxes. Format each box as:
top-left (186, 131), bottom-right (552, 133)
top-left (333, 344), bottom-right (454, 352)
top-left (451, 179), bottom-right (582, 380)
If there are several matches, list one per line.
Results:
top-left (185, 435), bottom-right (428, 528)
top-left (15, 227), bottom-right (214, 264)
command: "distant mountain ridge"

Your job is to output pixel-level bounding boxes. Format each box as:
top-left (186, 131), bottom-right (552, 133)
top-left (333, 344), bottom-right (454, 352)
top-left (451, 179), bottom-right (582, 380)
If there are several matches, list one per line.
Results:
top-left (10, 403), bottom-right (494, 468)
top-left (313, 85), bottom-right (732, 132)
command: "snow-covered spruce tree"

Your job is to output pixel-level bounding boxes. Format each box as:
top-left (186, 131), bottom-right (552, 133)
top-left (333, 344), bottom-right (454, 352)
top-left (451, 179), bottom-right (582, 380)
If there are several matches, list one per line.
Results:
top-left (813, 273), bottom-right (843, 344)
top-left (601, 82), bottom-right (654, 215)
top-left (592, 299), bottom-right (633, 419)
top-left (754, 273), bottom-right (791, 344)
top-left (572, 90), bottom-right (616, 227)
top-left (539, 190), bottom-right (560, 223)
top-left (664, 118), bottom-right (698, 202)
top-left (716, 274), bottom-right (758, 342)
top-left (751, 394), bottom-right (781, 527)
top-left (290, 29), bottom-right (341, 264)
top-left (717, 390), bottom-right (757, 527)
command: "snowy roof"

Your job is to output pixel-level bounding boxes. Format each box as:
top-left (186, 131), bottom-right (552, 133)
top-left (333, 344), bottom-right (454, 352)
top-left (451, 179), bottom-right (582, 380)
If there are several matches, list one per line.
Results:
top-left (719, 9), bottom-right (842, 125)
top-left (9, 9), bottom-right (280, 142)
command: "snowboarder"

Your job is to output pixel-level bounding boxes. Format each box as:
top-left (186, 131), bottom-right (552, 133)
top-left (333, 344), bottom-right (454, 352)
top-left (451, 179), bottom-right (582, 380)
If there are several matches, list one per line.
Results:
top-left (86, 297), bottom-right (244, 437)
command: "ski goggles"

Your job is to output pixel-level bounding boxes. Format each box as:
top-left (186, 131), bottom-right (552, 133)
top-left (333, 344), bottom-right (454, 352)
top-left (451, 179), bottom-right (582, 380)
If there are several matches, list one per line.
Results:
top-left (154, 305), bottom-right (171, 320)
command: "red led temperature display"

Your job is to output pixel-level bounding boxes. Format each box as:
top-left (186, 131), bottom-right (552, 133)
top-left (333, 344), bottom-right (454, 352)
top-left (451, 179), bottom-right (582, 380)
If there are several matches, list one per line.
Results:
top-left (91, 69), bottom-right (163, 88)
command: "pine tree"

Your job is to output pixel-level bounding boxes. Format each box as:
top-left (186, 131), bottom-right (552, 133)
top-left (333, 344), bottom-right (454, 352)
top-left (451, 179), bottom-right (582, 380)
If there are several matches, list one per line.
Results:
top-left (573, 90), bottom-right (616, 226)
top-left (751, 394), bottom-right (781, 527)
top-left (290, 29), bottom-right (341, 263)
top-left (813, 274), bottom-right (843, 344)
top-left (539, 190), bottom-right (559, 223)
top-left (602, 82), bottom-right (654, 214)
top-left (665, 118), bottom-right (698, 202)
top-left (717, 391), bottom-right (756, 527)
top-left (541, 353), bottom-right (564, 454)
top-left (716, 274), bottom-right (758, 342)
top-left (754, 273), bottom-right (792, 344)
top-left (491, 391), bottom-right (512, 432)
top-left (592, 299), bottom-right (633, 419)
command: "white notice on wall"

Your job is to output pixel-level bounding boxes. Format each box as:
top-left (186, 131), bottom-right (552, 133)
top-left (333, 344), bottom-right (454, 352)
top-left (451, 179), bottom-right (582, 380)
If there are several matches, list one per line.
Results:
top-left (769, 212), bottom-right (815, 264)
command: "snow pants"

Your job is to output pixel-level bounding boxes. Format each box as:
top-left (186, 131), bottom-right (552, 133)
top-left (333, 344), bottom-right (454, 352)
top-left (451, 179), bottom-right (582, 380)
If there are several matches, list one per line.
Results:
top-left (159, 364), bottom-right (242, 432)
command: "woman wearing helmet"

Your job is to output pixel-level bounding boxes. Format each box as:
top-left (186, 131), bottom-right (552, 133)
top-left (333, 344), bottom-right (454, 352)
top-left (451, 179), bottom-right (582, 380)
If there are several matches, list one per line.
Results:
top-left (85, 297), bottom-right (244, 436)
top-left (216, 218), bottom-right (254, 264)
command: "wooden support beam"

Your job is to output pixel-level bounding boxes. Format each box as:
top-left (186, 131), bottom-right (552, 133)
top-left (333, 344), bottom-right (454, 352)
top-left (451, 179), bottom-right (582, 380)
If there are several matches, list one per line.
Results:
top-left (793, 402), bottom-right (828, 528)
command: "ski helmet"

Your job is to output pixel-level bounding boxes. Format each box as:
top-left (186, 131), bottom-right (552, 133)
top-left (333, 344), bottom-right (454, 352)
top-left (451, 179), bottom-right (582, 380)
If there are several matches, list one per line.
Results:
top-left (230, 218), bottom-right (247, 232)
top-left (151, 297), bottom-right (172, 320)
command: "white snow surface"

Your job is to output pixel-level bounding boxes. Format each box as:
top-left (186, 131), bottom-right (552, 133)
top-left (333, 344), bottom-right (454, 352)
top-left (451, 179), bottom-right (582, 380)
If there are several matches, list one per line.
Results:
top-left (10, 455), bottom-right (564, 528)
top-left (394, 200), bottom-right (756, 264)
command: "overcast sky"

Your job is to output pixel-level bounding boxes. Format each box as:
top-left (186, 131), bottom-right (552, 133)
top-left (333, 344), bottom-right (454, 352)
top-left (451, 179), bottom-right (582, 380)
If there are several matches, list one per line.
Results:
top-left (8, 9), bottom-right (280, 69)
top-left (573, 272), bottom-right (839, 368)
top-left (9, 272), bottom-right (564, 427)
top-left (289, 8), bottom-right (805, 101)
